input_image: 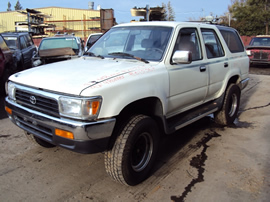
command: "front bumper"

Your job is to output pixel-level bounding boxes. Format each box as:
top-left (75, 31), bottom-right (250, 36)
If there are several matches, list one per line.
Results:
top-left (5, 97), bottom-right (116, 154)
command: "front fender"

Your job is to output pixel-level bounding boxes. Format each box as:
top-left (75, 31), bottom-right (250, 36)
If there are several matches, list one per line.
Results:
top-left (81, 64), bottom-right (169, 119)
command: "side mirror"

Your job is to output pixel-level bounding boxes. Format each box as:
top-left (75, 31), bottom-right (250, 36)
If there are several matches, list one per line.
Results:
top-left (172, 50), bottom-right (192, 64)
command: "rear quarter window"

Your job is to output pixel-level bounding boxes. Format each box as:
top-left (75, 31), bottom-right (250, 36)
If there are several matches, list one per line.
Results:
top-left (219, 29), bottom-right (244, 53)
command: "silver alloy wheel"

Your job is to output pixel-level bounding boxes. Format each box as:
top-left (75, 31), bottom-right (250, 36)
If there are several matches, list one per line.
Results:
top-left (229, 94), bottom-right (238, 117)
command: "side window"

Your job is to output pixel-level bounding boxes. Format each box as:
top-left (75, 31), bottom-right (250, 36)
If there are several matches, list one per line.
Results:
top-left (20, 36), bottom-right (27, 50)
top-left (173, 28), bottom-right (202, 61)
top-left (201, 29), bottom-right (225, 59)
top-left (219, 29), bottom-right (244, 53)
top-left (24, 35), bottom-right (33, 47)
top-left (27, 35), bottom-right (34, 46)
top-left (0, 36), bottom-right (9, 51)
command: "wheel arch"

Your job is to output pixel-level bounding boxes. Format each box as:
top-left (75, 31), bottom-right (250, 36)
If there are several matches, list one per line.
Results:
top-left (227, 75), bottom-right (241, 86)
top-left (107, 97), bottom-right (165, 150)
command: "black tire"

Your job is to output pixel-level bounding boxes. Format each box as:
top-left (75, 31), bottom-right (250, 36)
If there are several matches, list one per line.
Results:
top-left (24, 131), bottom-right (55, 148)
top-left (214, 84), bottom-right (241, 125)
top-left (104, 115), bottom-right (160, 186)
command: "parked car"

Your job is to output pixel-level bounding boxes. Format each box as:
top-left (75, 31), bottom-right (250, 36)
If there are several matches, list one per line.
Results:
top-left (246, 35), bottom-right (270, 66)
top-left (0, 34), bottom-right (16, 95)
top-left (84, 33), bottom-right (103, 51)
top-left (5, 22), bottom-right (249, 185)
top-left (1, 32), bottom-right (37, 70)
top-left (32, 34), bottom-right (84, 67)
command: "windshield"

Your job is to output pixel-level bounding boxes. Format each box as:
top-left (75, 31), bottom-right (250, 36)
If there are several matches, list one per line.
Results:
top-left (88, 26), bottom-right (173, 61)
top-left (250, 37), bottom-right (270, 46)
top-left (39, 38), bottom-right (79, 50)
top-left (3, 36), bottom-right (19, 49)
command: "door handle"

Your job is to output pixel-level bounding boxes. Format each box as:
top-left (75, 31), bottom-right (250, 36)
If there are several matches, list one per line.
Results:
top-left (200, 66), bottom-right (206, 72)
top-left (224, 62), bottom-right (229, 67)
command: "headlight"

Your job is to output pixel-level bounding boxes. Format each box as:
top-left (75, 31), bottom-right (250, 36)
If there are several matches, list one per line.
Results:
top-left (7, 82), bottom-right (16, 100)
top-left (59, 96), bottom-right (102, 120)
top-left (246, 50), bottom-right (251, 56)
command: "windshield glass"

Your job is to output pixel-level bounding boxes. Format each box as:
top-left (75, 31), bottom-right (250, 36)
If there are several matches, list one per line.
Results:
top-left (3, 36), bottom-right (19, 49)
top-left (88, 26), bottom-right (173, 61)
top-left (250, 37), bottom-right (270, 46)
top-left (39, 38), bottom-right (79, 50)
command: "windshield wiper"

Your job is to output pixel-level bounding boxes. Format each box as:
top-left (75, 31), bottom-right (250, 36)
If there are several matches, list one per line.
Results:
top-left (108, 52), bottom-right (149, 64)
top-left (84, 51), bottom-right (104, 59)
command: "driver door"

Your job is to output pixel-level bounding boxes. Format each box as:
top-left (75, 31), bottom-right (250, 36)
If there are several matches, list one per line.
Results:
top-left (166, 27), bottom-right (208, 117)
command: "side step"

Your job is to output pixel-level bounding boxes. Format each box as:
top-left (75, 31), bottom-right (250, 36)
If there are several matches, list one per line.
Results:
top-left (164, 97), bottom-right (223, 135)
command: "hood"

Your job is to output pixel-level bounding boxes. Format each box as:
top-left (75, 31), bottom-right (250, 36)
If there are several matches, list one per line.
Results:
top-left (10, 57), bottom-right (151, 95)
top-left (246, 45), bottom-right (270, 50)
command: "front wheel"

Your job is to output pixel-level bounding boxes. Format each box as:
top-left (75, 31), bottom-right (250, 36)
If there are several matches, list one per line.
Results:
top-left (104, 115), bottom-right (160, 186)
top-left (214, 84), bottom-right (241, 125)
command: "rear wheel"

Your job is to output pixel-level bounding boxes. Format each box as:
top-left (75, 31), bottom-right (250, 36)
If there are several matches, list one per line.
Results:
top-left (214, 84), bottom-right (241, 125)
top-left (104, 115), bottom-right (160, 186)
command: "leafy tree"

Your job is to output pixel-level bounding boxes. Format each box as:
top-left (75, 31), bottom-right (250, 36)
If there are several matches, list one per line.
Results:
top-left (161, 3), bottom-right (167, 21)
top-left (7, 1), bottom-right (12, 11)
top-left (14, 0), bottom-right (23, 10)
top-left (161, 1), bottom-right (175, 21)
top-left (167, 1), bottom-right (175, 21)
top-left (229, 0), bottom-right (270, 35)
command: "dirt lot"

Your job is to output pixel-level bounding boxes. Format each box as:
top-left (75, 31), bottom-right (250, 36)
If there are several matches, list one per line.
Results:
top-left (0, 69), bottom-right (270, 201)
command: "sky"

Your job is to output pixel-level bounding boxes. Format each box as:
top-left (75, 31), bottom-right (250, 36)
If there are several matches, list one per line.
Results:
top-left (0, 0), bottom-right (232, 23)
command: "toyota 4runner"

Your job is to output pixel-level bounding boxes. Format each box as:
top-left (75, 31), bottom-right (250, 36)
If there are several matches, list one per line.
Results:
top-left (5, 22), bottom-right (249, 186)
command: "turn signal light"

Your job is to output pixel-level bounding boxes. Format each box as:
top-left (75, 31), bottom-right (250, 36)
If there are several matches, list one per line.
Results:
top-left (55, 128), bottom-right (74, 140)
top-left (91, 101), bottom-right (100, 115)
top-left (5, 106), bottom-right (12, 115)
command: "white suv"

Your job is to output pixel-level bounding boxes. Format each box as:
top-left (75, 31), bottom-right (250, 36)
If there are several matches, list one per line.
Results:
top-left (5, 22), bottom-right (249, 186)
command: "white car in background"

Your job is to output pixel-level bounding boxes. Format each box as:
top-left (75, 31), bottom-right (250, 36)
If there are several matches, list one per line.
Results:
top-left (84, 33), bottom-right (103, 51)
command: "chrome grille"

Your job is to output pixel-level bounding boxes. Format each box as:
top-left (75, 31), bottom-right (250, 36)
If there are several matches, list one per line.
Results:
top-left (15, 114), bottom-right (53, 140)
top-left (253, 51), bottom-right (269, 60)
top-left (15, 89), bottom-right (60, 117)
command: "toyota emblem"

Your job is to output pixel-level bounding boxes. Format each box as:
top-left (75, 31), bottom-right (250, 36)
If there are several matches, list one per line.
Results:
top-left (30, 96), bottom-right (37, 105)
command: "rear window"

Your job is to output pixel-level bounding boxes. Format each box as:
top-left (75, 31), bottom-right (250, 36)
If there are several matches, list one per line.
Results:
top-left (219, 29), bottom-right (244, 53)
top-left (39, 38), bottom-right (79, 50)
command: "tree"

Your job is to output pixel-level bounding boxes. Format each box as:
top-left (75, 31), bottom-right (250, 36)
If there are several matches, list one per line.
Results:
top-left (7, 1), bottom-right (12, 11)
top-left (161, 3), bottom-right (167, 21)
top-left (167, 1), bottom-right (175, 21)
top-left (161, 1), bottom-right (175, 21)
top-left (228, 0), bottom-right (270, 35)
top-left (14, 0), bottom-right (23, 10)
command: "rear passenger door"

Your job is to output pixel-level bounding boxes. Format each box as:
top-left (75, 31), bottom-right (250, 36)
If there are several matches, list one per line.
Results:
top-left (20, 35), bottom-right (36, 68)
top-left (200, 28), bottom-right (227, 101)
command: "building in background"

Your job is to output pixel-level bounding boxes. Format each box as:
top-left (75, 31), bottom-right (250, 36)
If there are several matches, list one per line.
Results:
top-left (0, 3), bottom-right (115, 42)
top-left (130, 6), bottom-right (165, 21)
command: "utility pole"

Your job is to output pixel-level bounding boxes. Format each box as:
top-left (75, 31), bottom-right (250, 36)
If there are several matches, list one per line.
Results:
top-left (265, 0), bottom-right (269, 34)
top-left (146, 5), bottom-right (150, 21)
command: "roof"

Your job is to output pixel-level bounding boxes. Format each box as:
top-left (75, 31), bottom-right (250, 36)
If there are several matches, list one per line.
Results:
top-left (114, 21), bottom-right (223, 29)
top-left (255, 35), bottom-right (270, 37)
top-left (1, 32), bottom-right (30, 37)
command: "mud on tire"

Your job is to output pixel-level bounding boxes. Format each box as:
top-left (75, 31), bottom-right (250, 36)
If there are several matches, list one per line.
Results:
top-left (104, 115), bottom-right (160, 186)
